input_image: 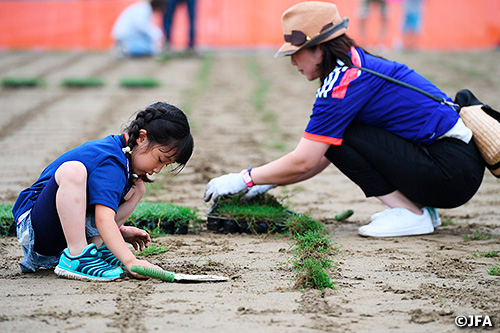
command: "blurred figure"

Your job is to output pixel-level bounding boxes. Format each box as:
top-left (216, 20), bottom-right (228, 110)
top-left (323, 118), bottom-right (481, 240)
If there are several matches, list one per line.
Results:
top-left (111, 0), bottom-right (166, 57)
top-left (402, 0), bottom-right (424, 51)
top-left (359, 0), bottom-right (388, 50)
top-left (163, 0), bottom-right (197, 54)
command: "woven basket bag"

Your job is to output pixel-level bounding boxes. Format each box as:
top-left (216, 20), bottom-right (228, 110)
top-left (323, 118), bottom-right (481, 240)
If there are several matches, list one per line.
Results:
top-left (459, 104), bottom-right (500, 177)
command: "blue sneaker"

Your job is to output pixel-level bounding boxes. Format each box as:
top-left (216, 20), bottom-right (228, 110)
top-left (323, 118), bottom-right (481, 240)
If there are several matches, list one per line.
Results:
top-left (424, 207), bottom-right (441, 228)
top-left (54, 244), bottom-right (124, 281)
top-left (97, 244), bottom-right (125, 268)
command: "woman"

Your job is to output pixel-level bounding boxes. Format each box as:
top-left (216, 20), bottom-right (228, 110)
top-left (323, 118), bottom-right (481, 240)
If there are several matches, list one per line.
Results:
top-left (111, 0), bottom-right (166, 57)
top-left (204, 1), bottom-right (484, 237)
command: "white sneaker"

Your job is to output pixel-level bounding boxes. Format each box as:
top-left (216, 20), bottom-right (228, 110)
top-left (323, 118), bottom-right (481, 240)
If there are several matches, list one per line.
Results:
top-left (372, 206), bottom-right (441, 227)
top-left (359, 208), bottom-right (434, 237)
top-left (370, 206), bottom-right (390, 221)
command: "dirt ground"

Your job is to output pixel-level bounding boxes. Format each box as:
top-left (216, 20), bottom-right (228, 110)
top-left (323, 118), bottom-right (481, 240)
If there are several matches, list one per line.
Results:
top-left (0, 49), bottom-right (499, 332)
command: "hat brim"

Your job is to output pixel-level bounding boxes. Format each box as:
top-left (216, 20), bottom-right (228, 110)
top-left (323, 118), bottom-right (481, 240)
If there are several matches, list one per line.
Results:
top-left (274, 18), bottom-right (349, 58)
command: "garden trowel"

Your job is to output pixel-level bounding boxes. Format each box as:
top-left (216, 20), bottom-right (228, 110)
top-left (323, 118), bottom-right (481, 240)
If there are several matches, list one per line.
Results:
top-left (131, 265), bottom-right (228, 283)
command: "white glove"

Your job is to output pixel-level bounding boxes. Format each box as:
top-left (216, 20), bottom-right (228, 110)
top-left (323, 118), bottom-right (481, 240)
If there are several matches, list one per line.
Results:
top-left (204, 169), bottom-right (249, 207)
top-left (241, 184), bottom-right (276, 201)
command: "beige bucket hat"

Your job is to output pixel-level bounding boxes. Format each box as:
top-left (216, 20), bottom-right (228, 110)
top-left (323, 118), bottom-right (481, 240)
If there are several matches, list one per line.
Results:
top-left (275, 1), bottom-right (349, 58)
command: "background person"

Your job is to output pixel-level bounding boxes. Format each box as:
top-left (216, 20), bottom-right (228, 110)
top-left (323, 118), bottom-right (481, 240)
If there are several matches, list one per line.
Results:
top-left (163, 0), bottom-right (197, 54)
top-left (13, 102), bottom-right (194, 280)
top-left (203, 1), bottom-right (485, 238)
top-left (111, 0), bottom-right (166, 57)
top-left (402, 0), bottom-right (424, 50)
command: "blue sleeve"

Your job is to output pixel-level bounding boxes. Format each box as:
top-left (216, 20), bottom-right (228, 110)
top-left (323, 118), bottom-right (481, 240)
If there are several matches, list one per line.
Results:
top-left (305, 48), bottom-right (370, 144)
top-left (87, 158), bottom-right (127, 212)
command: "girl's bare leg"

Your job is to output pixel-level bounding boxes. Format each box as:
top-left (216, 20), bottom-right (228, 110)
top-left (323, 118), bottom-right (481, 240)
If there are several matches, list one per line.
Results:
top-left (54, 161), bottom-right (88, 256)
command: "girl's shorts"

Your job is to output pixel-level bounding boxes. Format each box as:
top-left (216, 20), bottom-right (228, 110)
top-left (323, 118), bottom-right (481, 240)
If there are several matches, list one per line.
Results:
top-left (16, 207), bottom-right (100, 273)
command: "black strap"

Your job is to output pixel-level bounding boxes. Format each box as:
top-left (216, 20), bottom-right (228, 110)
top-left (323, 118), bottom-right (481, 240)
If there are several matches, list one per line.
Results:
top-left (351, 65), bottom-right (459, 111)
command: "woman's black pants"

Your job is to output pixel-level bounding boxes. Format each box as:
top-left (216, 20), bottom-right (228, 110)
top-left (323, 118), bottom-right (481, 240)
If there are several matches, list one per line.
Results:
top-left (324, 123), bottom-right (485, 208)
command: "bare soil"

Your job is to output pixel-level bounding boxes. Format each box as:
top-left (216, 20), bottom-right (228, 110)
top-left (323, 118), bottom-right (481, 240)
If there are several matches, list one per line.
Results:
top-left (0, 49), bottom-right (499, 332)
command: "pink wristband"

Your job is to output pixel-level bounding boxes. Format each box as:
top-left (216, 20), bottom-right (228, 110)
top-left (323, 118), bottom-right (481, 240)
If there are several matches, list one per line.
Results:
top-left (242, 168), bottom-right (254, 187)
top-left (119, 224), bottom-right (124, 230)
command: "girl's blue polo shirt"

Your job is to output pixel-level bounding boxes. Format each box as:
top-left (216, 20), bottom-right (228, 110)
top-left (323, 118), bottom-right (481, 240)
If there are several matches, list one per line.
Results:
top-left (304, 47), bottom-right (459, 146)
top-left (13, 135), bottom-right (130, 221)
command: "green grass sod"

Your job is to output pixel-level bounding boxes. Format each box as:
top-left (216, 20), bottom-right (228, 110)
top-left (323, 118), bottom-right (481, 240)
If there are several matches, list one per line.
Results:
top-left (60, 77), bottom-right (104, 88)
top-left (126, 201), bottom-right (202, 236)
top-left (0, 204), bottom-right (15, 237)
top-left (119, 77), bottom-right (160, 88)
top-left (2, 77), bottom-right (44, 88)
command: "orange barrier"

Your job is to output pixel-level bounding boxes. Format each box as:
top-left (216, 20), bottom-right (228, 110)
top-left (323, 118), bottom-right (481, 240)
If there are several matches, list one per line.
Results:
top-left (0, 0), bottom-right (499, 51)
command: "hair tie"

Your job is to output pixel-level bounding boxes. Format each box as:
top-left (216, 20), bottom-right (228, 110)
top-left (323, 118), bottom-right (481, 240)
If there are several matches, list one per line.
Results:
top-left (122, 146), bottom-right (131, 154)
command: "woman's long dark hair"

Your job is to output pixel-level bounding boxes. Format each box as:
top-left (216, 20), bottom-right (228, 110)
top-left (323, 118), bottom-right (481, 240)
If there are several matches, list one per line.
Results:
top-left (316, 34), bottom-right (378, 83)
top-left (123, 101), bottom-right (194, 183)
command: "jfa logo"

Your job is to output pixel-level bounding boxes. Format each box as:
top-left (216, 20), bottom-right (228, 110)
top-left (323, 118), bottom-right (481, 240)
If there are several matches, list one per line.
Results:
top-left (455, 315), bottom-right (493, 328)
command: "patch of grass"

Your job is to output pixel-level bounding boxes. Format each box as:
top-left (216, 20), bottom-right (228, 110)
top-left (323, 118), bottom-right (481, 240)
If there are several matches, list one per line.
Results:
top-left (197, 55), bottom-right (213, 91)
top-left (136, 242), bottom-right (168, 257)
top-left (246, 56), bottom-right (286, 153)
top-left (247, 58), bottom-right (270, 111)
top-left (0, 204), bottom-right (15, 237)
top-left (473, 248), bottom-right (500, 258)
top-left (487, 266), bottom-right (500, 276)
top-left (291, 229), bottom-right (337, 290)
top-left (463, 231), bottom-right (492, 241)
top-left (441, 218), bottom-right (455, 227)
top-left (285, 212), bottom-right (325, 237)
top-left (61, 77), bottom-right (104, 88)
top-left (2, 77), bottom-right (44, 88)
top-left (119, 77), bottom-right (160, 88)
top-left (127, 201), bottom-right (202, 236)
top-left (212, 193), bottom-right (290, 231)
top-left (179, 54), bottom-right (213, 116)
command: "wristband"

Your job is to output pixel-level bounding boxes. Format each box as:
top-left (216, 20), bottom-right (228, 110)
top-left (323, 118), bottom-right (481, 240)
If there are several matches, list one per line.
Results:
top-left (242, 166), bottom-right (254, 187)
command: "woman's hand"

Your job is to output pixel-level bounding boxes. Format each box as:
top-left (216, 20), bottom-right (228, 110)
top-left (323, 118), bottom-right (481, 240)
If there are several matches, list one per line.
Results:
top-left (240, 184), bottom-right (277, 201)
top-left (203, 169), bottom-right (249, 207)
top-left (126, 259), bottom-right (163, 279)
top-left (120, 225), bottom-right (151, 251)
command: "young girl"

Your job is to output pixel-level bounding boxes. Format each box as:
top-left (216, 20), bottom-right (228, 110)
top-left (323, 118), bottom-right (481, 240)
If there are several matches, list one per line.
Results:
top-left (204, 1), bottom-right (485, 238)
top-left (13, 101), bottom-right (193, 281)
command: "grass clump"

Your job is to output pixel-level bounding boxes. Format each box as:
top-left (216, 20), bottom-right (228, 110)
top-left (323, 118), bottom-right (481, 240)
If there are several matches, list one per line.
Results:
top-left (136, 242), bottom-right (168, 257)
top-left (289, 222), bottom-right (337, 290)
top-left (286, 212), bottom-right (325, 236)
top-left (127, 201), bottom-right (202, 236)
top-left (441, 218), bottom-right (455, 227)
top-left (61, 77), bottom-right (104, 88)
top-left (473, 248), bottom-right (500, 258)
top-left (119, 77), bottom-right (160, 88)
top-left (463, 231), bottom-right (492, 241)
top-left (2, 77), bottom-right (44, 88)
top-left (0, 204), bottom-right (15, 237)
top-left (487, 266), bottom-right (500, 276)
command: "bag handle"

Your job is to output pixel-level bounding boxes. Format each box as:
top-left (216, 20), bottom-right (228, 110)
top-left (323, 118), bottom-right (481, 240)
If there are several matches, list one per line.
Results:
top-left (351, 65), bottom-right (459, 111)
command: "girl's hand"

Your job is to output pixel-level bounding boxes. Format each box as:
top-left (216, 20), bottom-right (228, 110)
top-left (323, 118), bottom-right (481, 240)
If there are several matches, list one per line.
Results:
top-left (120, 225), bottom-right (151, 251)
top-left (127, 259), bottom-right (162, 279)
